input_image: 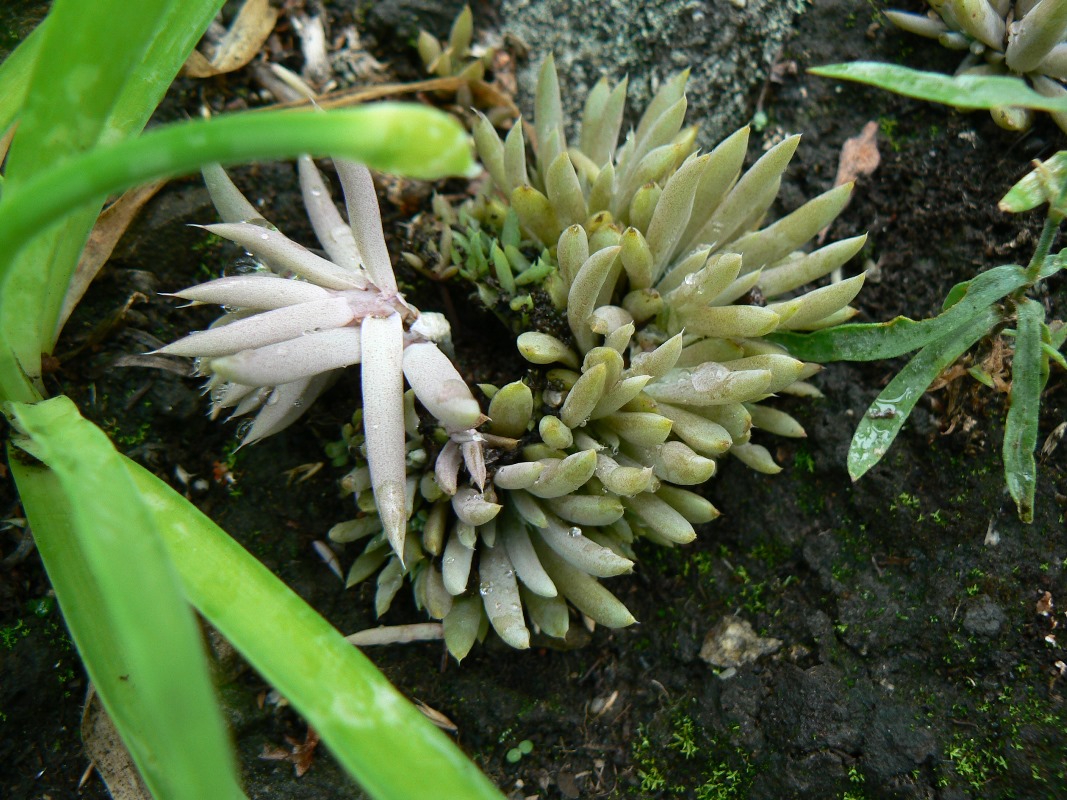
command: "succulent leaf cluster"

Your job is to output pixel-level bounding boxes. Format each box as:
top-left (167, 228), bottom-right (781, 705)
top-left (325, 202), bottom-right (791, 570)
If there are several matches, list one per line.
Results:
top-left (164, 57), bottom-right (865, 659)
top-left (886, 0), bottom-right (1067, 131)
top-left (334, 59), bottom-right (866, 657)
top-left (417, 5), bottom-right (490, 83)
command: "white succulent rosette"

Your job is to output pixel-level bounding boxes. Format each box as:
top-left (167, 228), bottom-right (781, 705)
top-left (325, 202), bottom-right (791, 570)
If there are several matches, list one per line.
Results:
top-left (160, 157), bottom-right (485, 559)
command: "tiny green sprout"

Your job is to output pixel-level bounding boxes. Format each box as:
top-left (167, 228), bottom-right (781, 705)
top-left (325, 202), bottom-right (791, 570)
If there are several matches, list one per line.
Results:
top-left (668, 715), bottom-right (699, 759)
top-left (505, 739), bottom-right (534, 763)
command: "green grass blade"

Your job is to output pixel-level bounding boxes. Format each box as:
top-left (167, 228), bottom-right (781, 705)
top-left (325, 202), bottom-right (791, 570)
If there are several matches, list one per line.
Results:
top-left (103, 1), bottom-right (226, 142)
top-left (0, 105), bottom-right (472, 403)
top-left (0, 17), bottom-right (46, 137)
top-left (810, 63), bottom-right (1067, 114)
top-left (0, 105), bottom-right (472, 265)
top-left (6, 397), bottom-right (245, 799)
top-left (1003, 299), bottom-right (1044, 523)
top-left (4, 0), bottom-right (186, 190)
top-left (848, 306), bottom-right (1001, 481)
top-left (124, 458), bottom-right (505, 800)
top-left (769, 264), bottom-right (1026, 362)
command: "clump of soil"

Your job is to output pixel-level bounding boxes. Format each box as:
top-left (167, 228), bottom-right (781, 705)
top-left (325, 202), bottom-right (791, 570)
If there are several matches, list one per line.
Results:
top-left (2, 2), bottom-right (1065, 799)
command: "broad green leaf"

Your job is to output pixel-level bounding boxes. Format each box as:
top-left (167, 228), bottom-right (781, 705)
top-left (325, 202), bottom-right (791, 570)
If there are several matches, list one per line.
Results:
top-left (124, 458), bottom-right (504, 800)
top-left (769, 264), bottom-right (1024, 362)
top-left (999, 152), bottom-right (1067, 213)
top-left (0, 0), bottom-right (225, 404)
top-left (4, 0), bottom-right (198, 189)
top-left (6, 397), bottom-right (244, 800)
top-left (848, 306), bottom-right (1000, 481)
top-left (810, 63), bottom-right (1067, 114)
top-left (0, 105), bottom-right (473, 403)
top-left (1004, 299), bottom-right (1044, 523)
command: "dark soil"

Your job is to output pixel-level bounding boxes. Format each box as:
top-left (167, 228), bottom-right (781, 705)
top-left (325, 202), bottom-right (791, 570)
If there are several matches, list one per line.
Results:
top-left (2, 1), bottom-right (1066, 799)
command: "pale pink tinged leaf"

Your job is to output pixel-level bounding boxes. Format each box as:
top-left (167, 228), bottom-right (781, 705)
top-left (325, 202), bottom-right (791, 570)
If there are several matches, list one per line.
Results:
top-left (334, 159), bottom-right (397, 296)
top-left (169, 275), bottom-right (331, 310)
top-left (157, 297), bottom-right (356, 357)
top-left (435, 440), bottom-right (462, 496)
top-left (211, 327), bottom-right (363, 385)
top-left (201, 164), bottom-right (262, 224)
top-left (361, 314), bottom-right (408, 558)
top-left (297, 156), bottom-right (364, 271)
top-left (402, 342), bottom-right (482, 430)
top-left (202, 223), bottom-right (366, 290)
top-left (241, 378), bottom-right (313, 445)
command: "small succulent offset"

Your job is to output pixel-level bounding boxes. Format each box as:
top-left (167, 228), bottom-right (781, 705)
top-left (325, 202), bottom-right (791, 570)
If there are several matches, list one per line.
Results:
top-left (417, 5), bottom-right (491, 84)
top-left (885, 0), bottom-right (1067, 132)
top-left (164, 58), bottom-right (866, 659)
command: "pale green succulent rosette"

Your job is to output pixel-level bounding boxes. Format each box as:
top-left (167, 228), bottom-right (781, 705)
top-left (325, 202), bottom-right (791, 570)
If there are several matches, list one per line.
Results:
top-left (162, 57), bottom-right (864, 658)
top-left (332, 58), bottom-right (867, 659)
top-left (886, 0), bottom-right (1067, 132)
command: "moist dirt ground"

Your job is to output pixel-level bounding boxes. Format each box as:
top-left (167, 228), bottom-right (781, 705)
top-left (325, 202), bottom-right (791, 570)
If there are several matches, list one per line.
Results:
top-left (2, 1), bottom-right (1066, 799)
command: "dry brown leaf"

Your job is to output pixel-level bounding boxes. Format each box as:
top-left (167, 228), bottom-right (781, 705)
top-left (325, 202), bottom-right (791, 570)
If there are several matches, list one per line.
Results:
top-left (818, 121), bottom-right (880, 245)
top-left (58, 181), bottom-right (164, 337)
top-left (414, 698), bottom-right (459, 733)
top-left (260, 726), bottom-right (321, 777)
top-left (183, 0), bottom-right (280, 78)
top-left (1037, 591), bottom-right (1054, 616)
top-left (81, 686), bottom-right (152, 800)
top-left (0, 121), bottom-right (17, 166)
top-left (834, 120), bottom-right (881, 188)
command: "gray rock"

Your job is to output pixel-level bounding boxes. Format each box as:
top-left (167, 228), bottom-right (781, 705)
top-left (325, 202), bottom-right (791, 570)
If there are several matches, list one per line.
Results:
top-left (962, 595), bottom-right (1006, 638)
top-left (498, 0), bottom-right (801, 147)
top-left (700, 615), bottom-right (782, 668)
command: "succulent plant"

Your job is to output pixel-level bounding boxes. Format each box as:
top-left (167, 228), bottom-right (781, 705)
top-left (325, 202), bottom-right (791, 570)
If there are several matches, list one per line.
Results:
top-left (885, 0), bottom-right (1067, 132)
top-left (417, 5), bottom-right (490, 83)
top-left (334, 59), bottom-right (866, 657)
top-left (163, 57), bottom-right (865, 660)
top-left (158, 157), bottom-right (487, 559)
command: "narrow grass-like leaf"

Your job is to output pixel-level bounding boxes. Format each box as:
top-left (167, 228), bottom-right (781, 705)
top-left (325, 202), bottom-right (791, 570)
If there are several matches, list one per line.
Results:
top-left (0, 104), bottom-right (472, 404)
top-left (7, 397), bottom-right (244, 800)
top-left (0, 105), bottom-right (472, 264)
top-left (810, 63), bottom-right (1067, 114)
top-left (1004, 299), bottom-right (1044, 523)
top-left (769, 264), bottom-right (1026, 361)
top-left (848, 306), bottom-right (1001, 480)
top-left (0, 19), bottom-right (47, 137)
top-left (120, 458), bottom-right (504, 798)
